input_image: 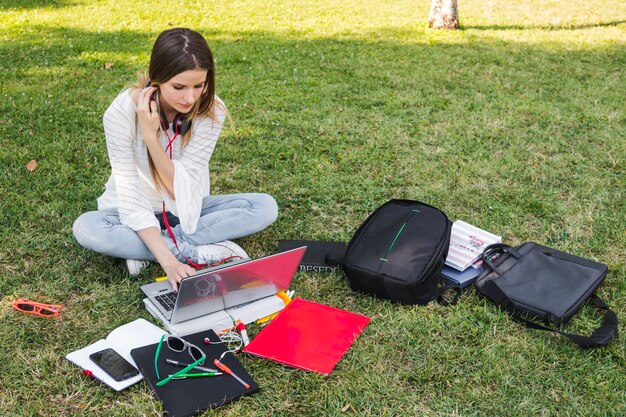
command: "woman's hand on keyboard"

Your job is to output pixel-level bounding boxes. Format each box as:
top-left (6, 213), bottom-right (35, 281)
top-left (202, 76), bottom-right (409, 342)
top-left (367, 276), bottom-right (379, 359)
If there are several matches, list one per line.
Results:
top-left (163, 260), bottom-right (196, 290)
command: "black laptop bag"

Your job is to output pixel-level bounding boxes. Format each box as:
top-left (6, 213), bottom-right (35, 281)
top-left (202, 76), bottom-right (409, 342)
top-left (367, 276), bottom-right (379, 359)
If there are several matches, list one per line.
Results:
top-left (475, 242), bottom-right (618, 348)
top-left (342, 199), bottom-right (454, 305)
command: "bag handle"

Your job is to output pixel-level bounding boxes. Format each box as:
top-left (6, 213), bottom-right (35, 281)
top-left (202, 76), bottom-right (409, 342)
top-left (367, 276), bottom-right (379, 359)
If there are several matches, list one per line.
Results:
top-left (481, 243), bottom-right (521, 275)
top-left (514, 295), bottom-right (618, 348)
top-left (436, 284), bottom-right (462, 306)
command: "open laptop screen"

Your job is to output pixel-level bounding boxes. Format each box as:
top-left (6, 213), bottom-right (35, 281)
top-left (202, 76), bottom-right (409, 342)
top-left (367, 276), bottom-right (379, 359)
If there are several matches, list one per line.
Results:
top-left (174, 246), bottom-right (306, 318)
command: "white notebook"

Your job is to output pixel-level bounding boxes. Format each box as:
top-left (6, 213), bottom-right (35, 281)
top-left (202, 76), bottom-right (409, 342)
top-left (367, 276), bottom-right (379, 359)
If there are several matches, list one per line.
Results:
top-left (143, 294), bottom-right (286, 337)
top-left (143, 298), bottom-right (235, 337)
top-left (65, 319), bottom-right (167, 391)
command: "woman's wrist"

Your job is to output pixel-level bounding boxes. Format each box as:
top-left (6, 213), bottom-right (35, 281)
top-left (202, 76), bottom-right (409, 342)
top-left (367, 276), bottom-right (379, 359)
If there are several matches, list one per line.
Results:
top-left (137, 227), bottom-right (175, 265)
top-left (156, 251), bottom-right (180, 270)
top-left (142, 130), bottom-right (159, 145)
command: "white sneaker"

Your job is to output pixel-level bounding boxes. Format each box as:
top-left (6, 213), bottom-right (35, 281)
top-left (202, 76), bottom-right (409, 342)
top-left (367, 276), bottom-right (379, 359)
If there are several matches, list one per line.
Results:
top-left (126, 259), bottom-right (150, 276)
top-left (197, 240), bottom-right (249, 265)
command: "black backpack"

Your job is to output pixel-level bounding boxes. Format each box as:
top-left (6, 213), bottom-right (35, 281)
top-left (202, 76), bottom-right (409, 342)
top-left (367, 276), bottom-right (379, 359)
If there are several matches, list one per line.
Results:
top-left (341, 199), bottom-right (455, 305)
top-left (279, 200), bottom-right (457, 305)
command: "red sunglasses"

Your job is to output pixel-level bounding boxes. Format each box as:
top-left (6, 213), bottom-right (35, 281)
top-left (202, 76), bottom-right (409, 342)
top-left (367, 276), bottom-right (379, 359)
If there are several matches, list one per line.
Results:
top-left (11, 298), bottom-right (62, 318)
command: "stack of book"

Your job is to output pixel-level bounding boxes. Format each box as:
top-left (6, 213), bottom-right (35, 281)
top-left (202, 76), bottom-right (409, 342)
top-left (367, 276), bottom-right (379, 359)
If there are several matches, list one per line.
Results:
top-left (443, 220), bottom-right (502, 288)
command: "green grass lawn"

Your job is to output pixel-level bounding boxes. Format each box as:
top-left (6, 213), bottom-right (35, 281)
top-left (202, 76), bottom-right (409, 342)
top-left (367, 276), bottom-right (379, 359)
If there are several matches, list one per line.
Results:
top-left (1, 0), bottom-right (624, 415)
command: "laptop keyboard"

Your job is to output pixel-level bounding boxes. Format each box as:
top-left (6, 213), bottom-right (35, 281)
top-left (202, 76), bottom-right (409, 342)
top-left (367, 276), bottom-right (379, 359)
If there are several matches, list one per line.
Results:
top-left (154, 292), bottom-right (178, 311)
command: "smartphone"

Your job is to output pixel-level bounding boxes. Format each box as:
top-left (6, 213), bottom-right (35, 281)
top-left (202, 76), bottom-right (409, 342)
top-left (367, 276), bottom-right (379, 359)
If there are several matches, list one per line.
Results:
top-left (89, 348), bottom-right (140, 382)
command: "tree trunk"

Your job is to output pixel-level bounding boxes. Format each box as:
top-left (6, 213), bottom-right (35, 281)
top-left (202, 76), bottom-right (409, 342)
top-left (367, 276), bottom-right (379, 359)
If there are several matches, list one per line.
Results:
top-left (428, 0), bottom-right (459, 29)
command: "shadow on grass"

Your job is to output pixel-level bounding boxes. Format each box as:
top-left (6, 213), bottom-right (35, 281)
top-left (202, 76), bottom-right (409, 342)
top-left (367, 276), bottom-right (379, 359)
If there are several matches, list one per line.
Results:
top-left (1, 24), bottom-right (625, 417)
top-left (463, 20), bottom-right (626, 31)
top-left (1, 25), bottom-right (624, 289)
top-left (0, 0), bottom-right (79, 9)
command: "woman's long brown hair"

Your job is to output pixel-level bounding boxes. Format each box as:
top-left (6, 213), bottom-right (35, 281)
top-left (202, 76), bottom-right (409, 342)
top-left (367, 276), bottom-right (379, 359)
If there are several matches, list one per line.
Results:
top-left (136, 28), bottom-right (231, 192)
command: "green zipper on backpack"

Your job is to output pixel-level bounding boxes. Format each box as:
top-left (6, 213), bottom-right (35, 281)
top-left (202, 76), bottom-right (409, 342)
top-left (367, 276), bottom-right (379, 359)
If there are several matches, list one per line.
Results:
top-left (380, 209), bottom-right (420, 262)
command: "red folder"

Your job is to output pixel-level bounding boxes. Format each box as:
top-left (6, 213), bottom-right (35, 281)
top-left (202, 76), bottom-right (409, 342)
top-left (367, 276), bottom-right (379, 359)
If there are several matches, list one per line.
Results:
top-left (243, 298), bottom-right (370, 375)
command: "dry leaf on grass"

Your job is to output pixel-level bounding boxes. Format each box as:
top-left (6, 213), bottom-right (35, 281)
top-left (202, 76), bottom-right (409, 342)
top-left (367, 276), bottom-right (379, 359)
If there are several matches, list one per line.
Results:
top-left (26, 159), bottom-right (38, 172)
top-left (104, 63), bottom-right (114, 69)
top-left (341, 403), bottom-right (355, 412)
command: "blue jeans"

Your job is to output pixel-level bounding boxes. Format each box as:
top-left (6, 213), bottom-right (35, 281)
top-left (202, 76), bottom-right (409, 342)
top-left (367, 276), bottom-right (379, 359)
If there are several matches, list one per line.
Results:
top-left (72, 193), bottom-right (278, 262)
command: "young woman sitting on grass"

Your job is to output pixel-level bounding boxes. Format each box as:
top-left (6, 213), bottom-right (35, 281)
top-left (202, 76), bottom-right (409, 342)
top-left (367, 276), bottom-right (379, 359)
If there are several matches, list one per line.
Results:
top-left (73, 28), bottom-right (278, 288)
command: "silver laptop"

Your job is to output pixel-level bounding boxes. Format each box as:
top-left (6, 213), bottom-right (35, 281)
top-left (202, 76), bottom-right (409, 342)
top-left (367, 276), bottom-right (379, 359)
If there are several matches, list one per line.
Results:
top-left (141, 246), bottom-right (306, 324)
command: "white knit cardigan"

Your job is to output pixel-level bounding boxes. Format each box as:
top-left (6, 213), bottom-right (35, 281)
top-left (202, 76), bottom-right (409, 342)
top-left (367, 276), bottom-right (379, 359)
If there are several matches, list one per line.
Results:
top-left (97, 89), bottom-right (225, 235)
